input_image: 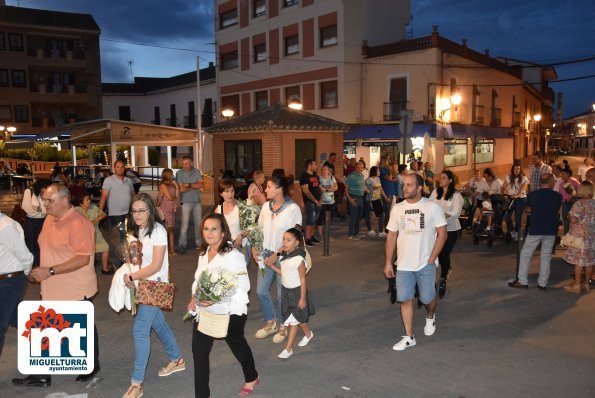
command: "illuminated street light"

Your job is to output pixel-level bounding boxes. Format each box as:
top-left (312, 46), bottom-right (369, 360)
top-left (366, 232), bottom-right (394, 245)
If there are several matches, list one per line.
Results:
top-left (533, 114), bottom-right (542, 122)
top-left (221, 109), bottom-right (234, 119)
top-left (451, 93), bottom-right (462, 107)
top-left (288, 98), bottom-right (303, 110)
top-left (0, 125), bottom-right (16, 140)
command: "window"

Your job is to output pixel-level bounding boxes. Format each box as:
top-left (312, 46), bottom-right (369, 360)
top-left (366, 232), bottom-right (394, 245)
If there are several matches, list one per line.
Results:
top-left (255, 91), bottom-right (268, 111)
top-left (221, 51), bottom-right (239, 70)
top-left (253, 0), bottom-right (266, 17)
top-left (284, 34), bottom-right (299, 55)
top-left (284, 0), bottom-right (298, 7)
top-left (475, 139), bottom-right (494, 163)
top-left (320, 81), bottom-right (338, 108)
top-left (285, 85), bottom-right (300, 104)
top-left (320, 25), bottom-right (337, 47)
top-left (0, 106), bottom-right (11, 122)
top-left (11, 70), bottom-right (26, 87)
top-left (9, 33), bottom-right (23, 51)
top-left (0, 69), bottom-right (8, 87)
top-left (220, 9), bottom-right (238, 29)
top-left (254, 43), bottom-right (266, 63)
top-left (14, 105), bottom-right (29, 123)
top-left (384, 77), bottom-right (408, 120)
top-left (444, 139), bottom-right (468, 167)
top-left (0, 32), bottom-right (5, 50)
top-left (153, 106), bottom-right (160, 125)
top-left (224, 140), bottom-right (263, 178)
top-left (168, 104), bottom-right (177, 126)
top-left (118, 106), bottom-right (131, 121)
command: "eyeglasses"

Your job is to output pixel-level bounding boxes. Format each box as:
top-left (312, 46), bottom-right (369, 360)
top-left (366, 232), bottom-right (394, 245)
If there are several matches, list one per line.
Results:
top-left (130, 209), bottom-right (149, 215)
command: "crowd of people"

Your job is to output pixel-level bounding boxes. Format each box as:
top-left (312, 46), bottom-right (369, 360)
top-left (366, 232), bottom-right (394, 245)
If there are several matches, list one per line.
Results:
top-left (0, 151), bottom-right (594, 396)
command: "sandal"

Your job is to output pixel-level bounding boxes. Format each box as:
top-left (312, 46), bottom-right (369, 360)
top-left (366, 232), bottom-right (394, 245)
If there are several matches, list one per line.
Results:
top-left (272, 326), bottom-right (287, 344)
top-left (158, 357), bottom-right (186, 377)
top-left (255, 321), bottom-right (277, 339)
top-left (238, 376), bottom-right (260, 396)
top-left (122, 384), bottom-right (143, 398)
top-left (563, 284), bottom-right (581, 294)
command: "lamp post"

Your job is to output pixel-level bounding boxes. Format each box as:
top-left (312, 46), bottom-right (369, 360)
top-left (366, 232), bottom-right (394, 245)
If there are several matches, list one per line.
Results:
top-left (533, 114), bottom-right (542, 157)
top-left (0, 125), bottom-right (16, 141)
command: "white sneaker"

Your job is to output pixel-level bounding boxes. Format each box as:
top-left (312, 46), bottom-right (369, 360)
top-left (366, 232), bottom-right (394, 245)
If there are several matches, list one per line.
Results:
top-left (424, 315), bottom-right (436, 336)
top-left (368, 230), bottom-right (377, 236)
top-left (392, 335), bottom-right (416, 351)
top-left (377, 232), bottom-right (387, 238)
top-left (277, 349), bottom-right (293, 359)
top-left (298, 331), bottom-right (314, 347)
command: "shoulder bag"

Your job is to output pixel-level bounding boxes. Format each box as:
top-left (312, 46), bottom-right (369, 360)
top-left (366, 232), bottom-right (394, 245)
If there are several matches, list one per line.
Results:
top-left (197, 310), bottom-right (230, 338)
top-left (136, 279), bottom-right (176, 310)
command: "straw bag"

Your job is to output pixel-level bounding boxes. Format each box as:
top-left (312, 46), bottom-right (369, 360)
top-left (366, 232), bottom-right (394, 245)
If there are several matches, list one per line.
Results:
top-left (198, 310), bottom-right (230, 338)
top-left (561, 233), bottom-right (585, 250)
top-left (136, 280), bottom-right (176, 310)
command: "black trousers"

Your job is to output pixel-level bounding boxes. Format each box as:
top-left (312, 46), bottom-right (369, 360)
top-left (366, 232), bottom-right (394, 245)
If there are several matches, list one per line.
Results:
top-left (23, 217), bottom-right (45, 267)
top-left (192, 314), bottom-right (257, 398)
top-left (106, 215), bottom-right (127, 267)
top-left (439, 230), bottom-right (459, 279)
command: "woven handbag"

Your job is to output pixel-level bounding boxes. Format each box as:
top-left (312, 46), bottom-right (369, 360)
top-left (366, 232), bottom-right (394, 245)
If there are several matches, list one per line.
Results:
top-left (561, 233), bottom-right (585, 250)
top-left (197, 310), bottom-right (230, 338)
top-left (135, 280), bottom-right (176, 310)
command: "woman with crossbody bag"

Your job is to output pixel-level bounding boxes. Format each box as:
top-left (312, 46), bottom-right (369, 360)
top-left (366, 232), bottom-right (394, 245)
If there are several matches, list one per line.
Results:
top-left (121, 193), bottom-right (185, 398)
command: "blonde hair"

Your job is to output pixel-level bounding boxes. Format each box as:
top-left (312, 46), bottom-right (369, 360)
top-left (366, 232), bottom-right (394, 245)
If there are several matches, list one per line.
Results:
top-left (577, 181), bottom-right (594, 199)
top-left (253, 170), bottom-right (264, 179)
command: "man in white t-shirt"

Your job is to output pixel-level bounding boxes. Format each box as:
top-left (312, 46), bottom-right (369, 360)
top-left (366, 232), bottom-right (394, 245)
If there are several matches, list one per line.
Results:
top-left (384, 173), bottom-right (447, 351)
top-left (577, 158), bottom-right (593, 182)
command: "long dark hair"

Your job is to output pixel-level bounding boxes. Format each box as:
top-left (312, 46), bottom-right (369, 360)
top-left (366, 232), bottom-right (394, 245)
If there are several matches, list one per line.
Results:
top-left (285, 227), bottom-right (304, 248)
top-left (369, 166), bottom-right (379, 177)
top-left (508, 164), bottom-right (524, 189)
top-left (127, 193), bottom-right (161, 239)
top-left (32, 178), bottom-right (52, 197)
top-left (436, 170), bottom-right (456, 201)
top-left (197, 213), bottom-right (234, 256)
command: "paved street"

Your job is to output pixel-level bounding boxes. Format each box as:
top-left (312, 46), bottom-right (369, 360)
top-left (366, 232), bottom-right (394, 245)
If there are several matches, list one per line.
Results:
top-left (1, 155), bottom-right (594, 398)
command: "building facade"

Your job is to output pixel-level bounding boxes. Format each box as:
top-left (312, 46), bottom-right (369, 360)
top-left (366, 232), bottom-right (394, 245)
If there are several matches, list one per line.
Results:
top-left (215, 0), bottom-right (410, 121)
top-left (0, 4), bottom-right (102, 138)
top-left (562, 106), bottom-right (595, 158)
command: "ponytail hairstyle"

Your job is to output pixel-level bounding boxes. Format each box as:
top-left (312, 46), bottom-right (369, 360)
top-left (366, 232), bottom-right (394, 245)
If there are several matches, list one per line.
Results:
top-left (269, 170), bottom-right (294, 197)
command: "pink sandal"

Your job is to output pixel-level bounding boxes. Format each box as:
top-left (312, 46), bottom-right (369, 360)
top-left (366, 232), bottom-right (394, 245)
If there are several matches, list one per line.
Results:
top-left (238, 376), bottom-right (260, 396)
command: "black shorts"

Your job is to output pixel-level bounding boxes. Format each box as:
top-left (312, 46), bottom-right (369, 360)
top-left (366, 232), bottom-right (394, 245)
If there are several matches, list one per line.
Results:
top-left (371, 199), bottom-right (384, 217)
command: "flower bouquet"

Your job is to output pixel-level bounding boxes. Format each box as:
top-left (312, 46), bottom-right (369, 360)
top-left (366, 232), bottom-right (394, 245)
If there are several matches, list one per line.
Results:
top-left (563, 183), bottom-right (575, 196)
top-left (183, 270), bottom-right (246, 321)
top-left (238, 199), bottom-right (265, 276)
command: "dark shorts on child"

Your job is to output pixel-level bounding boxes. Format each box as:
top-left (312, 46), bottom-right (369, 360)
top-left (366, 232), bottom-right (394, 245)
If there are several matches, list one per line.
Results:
top-left (281, 286), bottom-right (315, 324)
top-left (371, 199), bottom-right (384, 217)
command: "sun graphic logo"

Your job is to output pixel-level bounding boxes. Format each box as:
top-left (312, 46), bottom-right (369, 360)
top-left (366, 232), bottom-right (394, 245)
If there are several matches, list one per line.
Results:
top-left (18, 301), bottom-right (94, 375)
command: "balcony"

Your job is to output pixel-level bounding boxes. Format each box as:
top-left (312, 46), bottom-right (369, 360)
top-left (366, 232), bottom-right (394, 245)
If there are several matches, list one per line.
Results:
top-left (166, 117), bottom-right (178, 127)
top-left (29, 83), bottom-right (87, 95)
top-left (27, 47), bottom-right (86, 60)
top-left (512, 112), bottom-right (521, 128)
top-left (473, 105), bottom-right (485, 125)
top-left (183, 115), bottom-right (197, 129)
top-left (383, 101), bottom-right (409, 121)
top-left (490, 108), bottom-right (502, 127)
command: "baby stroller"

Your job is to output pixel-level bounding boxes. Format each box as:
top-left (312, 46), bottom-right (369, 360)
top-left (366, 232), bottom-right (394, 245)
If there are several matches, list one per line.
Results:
top-left (471, 194), bottom-right (508, 247)
top-left (458, 192), bottom-right (474, 233)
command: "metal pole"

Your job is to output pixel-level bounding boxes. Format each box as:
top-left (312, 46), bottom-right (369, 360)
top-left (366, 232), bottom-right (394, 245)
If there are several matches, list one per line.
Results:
top-left (322, 208), bottom-right (331, 256)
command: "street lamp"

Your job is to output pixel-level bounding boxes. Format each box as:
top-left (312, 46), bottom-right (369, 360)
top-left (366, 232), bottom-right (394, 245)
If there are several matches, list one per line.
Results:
top-left (221, 109), bottom-right (234, 119)
top-left (438, 92), bottom-right (462, 121)
top-left (533, 114), bottom-right (542, 155)
top-left (0, 125), bottom-right (16, 140)
top-left (287, 98), bottom-right (303, 110)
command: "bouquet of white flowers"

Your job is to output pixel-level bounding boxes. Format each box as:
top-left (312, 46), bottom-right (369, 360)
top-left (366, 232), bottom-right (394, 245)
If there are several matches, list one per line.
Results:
top-left (183, 270), bottom-right (246, 321)
top-left (237, 199), bottom-right (265, 276)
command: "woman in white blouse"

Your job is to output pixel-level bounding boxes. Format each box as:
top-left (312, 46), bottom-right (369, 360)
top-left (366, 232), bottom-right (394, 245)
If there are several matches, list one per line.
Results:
top-left (21, 179), bottom-right (52, 267)
top-left (214, 179), bottom-right (244, 249)
top-left (430, 170), bottom-right (463, 299)
top-left (482, 168), bottom-right (502, 195)
top-left (252, 173), bottom-right (302, 344)
top-left (501, 164), bottom-right (529, 239)
top-left (189, 213), bottom-right (258, 398)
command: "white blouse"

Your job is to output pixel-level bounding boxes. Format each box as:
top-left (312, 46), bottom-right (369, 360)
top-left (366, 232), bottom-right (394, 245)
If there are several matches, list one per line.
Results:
top-left (21, 188), bottom-right (46, 219)
top-left (215, 203), bottom-right (241, 240)
top-left (429, 190), bottom-right (464, 231)
top-left (280, 255), bottom-right (305, 289)
top-left (192, 247), bottom-right (250, 316)
top-left (258, 201), bottom-right (302, 252)
top-left (504, 175), bottom-right (529, 197)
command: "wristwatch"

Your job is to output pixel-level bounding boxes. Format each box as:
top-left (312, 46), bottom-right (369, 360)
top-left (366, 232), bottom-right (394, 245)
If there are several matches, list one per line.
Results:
top-left (48, 267), bottom-right (55, 276)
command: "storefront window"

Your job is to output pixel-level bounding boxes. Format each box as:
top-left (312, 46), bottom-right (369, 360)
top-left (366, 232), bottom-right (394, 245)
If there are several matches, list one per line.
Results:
top-left (475, 138), bottom-right (494, 164)
top-left (444, 139), bottom-right (468, 167)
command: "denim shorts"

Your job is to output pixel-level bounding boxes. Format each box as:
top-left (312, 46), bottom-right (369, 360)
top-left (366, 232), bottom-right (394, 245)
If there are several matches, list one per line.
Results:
top-left (395, 263), bottom-right (437, 304)
top-left (304, 200), bottom-right (321, 226)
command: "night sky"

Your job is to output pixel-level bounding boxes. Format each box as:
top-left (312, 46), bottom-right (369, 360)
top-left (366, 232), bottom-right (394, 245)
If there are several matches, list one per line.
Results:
top-left (6, 0), bottom-right (595, 118)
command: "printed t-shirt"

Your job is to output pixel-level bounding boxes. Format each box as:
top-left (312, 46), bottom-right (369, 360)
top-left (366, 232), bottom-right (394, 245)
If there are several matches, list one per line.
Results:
top-left (299, 171), bottom-right (322, 203)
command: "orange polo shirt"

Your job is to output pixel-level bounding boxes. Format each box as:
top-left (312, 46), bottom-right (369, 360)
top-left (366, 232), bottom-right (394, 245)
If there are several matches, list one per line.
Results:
top-left (38, 206), bottom-right (97, 300)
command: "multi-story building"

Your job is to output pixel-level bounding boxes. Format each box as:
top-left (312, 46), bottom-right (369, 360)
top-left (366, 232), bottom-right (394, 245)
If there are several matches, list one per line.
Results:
top-left (562, 105), bottom-right (595, 158)
top-left (215, 0), bottom-right (410, 121)
top-left (0, 3), bottom-right (102, 137)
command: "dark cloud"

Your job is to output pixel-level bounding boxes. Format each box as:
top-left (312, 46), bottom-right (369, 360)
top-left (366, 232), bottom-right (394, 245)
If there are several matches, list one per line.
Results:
top-left (100, 44), bottom-right (131, 83)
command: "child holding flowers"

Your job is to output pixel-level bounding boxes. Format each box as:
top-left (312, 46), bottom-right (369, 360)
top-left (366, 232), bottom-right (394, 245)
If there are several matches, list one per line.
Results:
top-left (266, 227), bottom-right (315, 359)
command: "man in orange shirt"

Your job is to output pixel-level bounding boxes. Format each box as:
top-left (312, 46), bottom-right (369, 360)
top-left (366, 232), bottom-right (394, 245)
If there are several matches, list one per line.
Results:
top-left (12, 183), bottom-right (99, 388)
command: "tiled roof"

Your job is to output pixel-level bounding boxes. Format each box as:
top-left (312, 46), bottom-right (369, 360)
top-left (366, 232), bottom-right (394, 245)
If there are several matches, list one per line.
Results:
top-left (206, 103), bottom-right (349, 133)
top-left (102, 65), bottom-right (216, 95)
top-left (0, 5), bottom-right (100, 32)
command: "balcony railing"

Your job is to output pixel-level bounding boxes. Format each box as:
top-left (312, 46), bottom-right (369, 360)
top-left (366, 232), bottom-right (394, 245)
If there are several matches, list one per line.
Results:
top-left (151, 119), bottom-right (161, 125)
top-left (490, 108), bottom-right (502, 127)
top-left (166, 117), bottom-right (178, 127)
top-left (473, 105), bottom-right (485, 125)
top-left (183, 115), bottom-right (197, 129)
top-left (26, 47), bottom-right (86, 60)
top-left (383, 101), bottom-right (409, 121)
top-left (512, 112), bottom-right (521, 128)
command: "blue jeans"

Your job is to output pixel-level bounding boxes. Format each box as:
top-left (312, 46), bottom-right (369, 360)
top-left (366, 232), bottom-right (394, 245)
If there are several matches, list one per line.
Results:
top-left (348, 197), bottom-right (363, 236)
top-left (504, 197), bottom-right (526, 234)
top-left (0, 274), bottom-right (26, 354)
top-left (517, 235), bottom-right (555, 287)
top-left (363, 198), bottom-right (372, 230)
top-left (179, 202), bottom-right (202, 249)
top-left (304, 201), bottom-right (321, 226)
top-left (132, 304), bottom-right (182, 384)
top-left (256, 251), bottom-right (283, 325)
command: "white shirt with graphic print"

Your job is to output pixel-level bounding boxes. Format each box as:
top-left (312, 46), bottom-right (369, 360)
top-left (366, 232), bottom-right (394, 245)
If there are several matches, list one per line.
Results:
top-left (386, 197), bottom-right (447, 272)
